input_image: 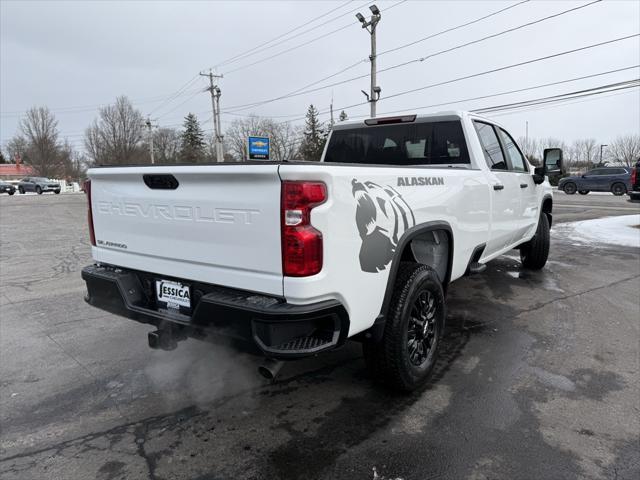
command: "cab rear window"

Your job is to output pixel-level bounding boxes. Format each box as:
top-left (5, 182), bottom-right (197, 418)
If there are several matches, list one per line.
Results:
top-left (324, 120), bottom-right (470, 166)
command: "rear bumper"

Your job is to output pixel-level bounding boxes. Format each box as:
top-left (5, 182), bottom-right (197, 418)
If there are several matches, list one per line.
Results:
top-left (81, 264), bottom-right (349, 359)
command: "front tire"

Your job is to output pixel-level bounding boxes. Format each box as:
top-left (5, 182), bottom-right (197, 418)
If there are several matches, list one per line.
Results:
top-left (54, 189), bottom-right (60, 194)
top-left (363, 263), bottom-right (445, 392)
top-left (36, 186), bottom-right (42, 195)
top-left (563, 182), bottom-right (577, 195)
top-left (520, 214), bottom-right (550, 270)
top-left (18, 187), bottom-right (24, 194)
top-left (611, 183), bottom-right (626, 196)
top-left (8, 190), bottom-right (15, 195)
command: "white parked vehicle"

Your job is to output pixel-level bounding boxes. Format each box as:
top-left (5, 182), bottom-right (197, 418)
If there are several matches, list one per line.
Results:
top-left (82, 111), bottom-right (562, 391)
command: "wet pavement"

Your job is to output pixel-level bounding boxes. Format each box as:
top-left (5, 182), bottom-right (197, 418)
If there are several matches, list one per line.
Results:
top-left (1, 193), bottom-right (638, 480)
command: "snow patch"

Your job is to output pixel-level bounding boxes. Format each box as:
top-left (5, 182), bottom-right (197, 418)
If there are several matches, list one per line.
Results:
top-left (553, 214), bottom-right (640, 248)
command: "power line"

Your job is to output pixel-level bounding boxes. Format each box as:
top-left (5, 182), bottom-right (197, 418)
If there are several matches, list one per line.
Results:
top-left (473, 79), bottom-right (640, 114)
top-left (222, 0), bottom-right (408, 76)
top-left (155, 87), bottom-right (205, 119)
top-left (377, 0), bottom-right (530, 58)
top-left (1, 83), bottom-right (204, 118)
top-left (148, 75), bottom-right (203, 116)
top-left (222, 0), bottom-right (531, 114)
top-left (344, 66), bottom-right (639, 119)
top-left (212, 0), bottom-right (358, 68)
top-left (222, 0), bottom-right (604, 112)
top-left (485, 88), bottom-right (638, 118)
top-left (278, 33), bottom-right (640, 123)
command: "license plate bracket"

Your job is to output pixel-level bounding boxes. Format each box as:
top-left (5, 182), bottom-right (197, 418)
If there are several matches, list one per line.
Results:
top-left (155, 279), bottom-right (192, 313)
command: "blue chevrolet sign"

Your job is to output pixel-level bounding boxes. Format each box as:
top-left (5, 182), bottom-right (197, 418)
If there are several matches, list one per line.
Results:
top-left (248, 136), bottom-right (270, 160)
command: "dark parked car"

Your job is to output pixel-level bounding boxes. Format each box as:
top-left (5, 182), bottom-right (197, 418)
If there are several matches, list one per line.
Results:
top-left (17, 177), bottom-right (61, 195)
top-left (558, 166), bottom-right (632, 196)
top-left (0, 180), bottom-right (16, 195)
top-left (628, 159), bottom-right (640, 201)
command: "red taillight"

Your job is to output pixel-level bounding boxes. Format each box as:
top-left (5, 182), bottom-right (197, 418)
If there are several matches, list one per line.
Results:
top-left (281, 181), bottom-right (326, 277)
top-left (84, 179), bottom-right (96, 246)
top-left (631, 168), bottom-right (637, 185)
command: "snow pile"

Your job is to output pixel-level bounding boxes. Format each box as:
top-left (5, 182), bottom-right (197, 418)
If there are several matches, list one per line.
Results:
top-left (553, 214), bottom-right (640, 248)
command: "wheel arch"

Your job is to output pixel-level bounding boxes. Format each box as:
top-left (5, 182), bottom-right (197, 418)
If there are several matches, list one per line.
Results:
top-left (363, 221), bottom-right (453, 342)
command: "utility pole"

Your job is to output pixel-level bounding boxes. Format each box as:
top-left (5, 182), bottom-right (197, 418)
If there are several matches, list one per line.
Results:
top-left (200, 70), bottom-right (224, 162)
top-left (356, 5), bottom-right (381, 118)
top-left (144, 116), bottom-right (157, 164)
top-left (329, 94), bottom-right (335, 130)
top-left (600, 144), bottom-right (608, 165)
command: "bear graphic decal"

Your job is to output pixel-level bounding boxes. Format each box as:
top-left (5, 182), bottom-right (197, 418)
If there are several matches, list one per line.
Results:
top-left (351, 179), bottom-right (415, 273)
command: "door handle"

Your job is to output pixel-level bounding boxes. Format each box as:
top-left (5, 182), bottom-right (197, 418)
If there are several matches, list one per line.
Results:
top-left (520, 183), bottom-right (528, 188)
top-left (493, 184), bottom-right (504, 191)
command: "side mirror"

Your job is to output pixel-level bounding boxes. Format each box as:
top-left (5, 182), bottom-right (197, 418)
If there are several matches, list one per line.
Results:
top-left (543, 148), bottom-right (563, 176)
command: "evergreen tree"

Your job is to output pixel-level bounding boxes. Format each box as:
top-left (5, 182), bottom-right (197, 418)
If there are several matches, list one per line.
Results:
top-left (339, 110), bottom-right (348, 122)
top-left (180, 113), bottom-right (205, 162)
top-left (298, 104), bottom-right (326, 162)
top-left (0, 151), bottom-right (6, 164)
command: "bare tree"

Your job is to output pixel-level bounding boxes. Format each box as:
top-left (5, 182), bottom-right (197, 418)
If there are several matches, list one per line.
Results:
top-left (225, 116), bottom-right (302, 162)
top-left (19, 107), bottom-right (64, 177)
top-left (517, 136), bottom-right (539, 165)
top-left (4, 135), bottom-right (29, 163)
top-left (265, 120), bottom-right (301, 161)
top-left (84, 96), bottom-right (146, 165)
top-left (606, 134), bottom-right (640, 166)
top-left (153, 128), bottom-right (181, 163)
top-left (225, 115), bottom-right (267, 161)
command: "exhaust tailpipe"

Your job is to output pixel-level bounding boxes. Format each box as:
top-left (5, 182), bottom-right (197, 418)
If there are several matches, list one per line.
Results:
top-left (148, 330), bottom-right (178, 351)
top-left (258, 358), bottom-right (284, 381)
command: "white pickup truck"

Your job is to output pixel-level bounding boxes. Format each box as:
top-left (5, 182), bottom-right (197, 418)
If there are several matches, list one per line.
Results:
top-left (82, 111), bottom-right (562, 391)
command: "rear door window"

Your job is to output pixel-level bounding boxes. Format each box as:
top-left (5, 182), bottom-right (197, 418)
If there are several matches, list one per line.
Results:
top-left (324, 120), bottom-right (470, 165)
top-left (497, 128), bottom-right (527, 172)
top-left (473, 121), bottom-right (507, 170)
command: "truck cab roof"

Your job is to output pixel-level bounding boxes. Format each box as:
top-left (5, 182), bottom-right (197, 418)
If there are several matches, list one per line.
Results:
top-left (332, 111), bottom-right (499, 130)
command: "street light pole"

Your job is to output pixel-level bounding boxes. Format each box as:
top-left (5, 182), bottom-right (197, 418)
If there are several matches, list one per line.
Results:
top-left (600, 144), bottom-right (608, 165)
top-left (356, 5), bottom-right (381, 118)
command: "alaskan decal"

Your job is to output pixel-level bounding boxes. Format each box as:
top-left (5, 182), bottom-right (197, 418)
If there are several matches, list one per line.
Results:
top-left (397, 176), bottom-right (444, 187)
top-left (352, 179), bottom-right (416, 273)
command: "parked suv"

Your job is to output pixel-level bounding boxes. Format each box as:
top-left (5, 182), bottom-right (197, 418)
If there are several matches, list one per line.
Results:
top-left (0, 180), bottom-right (16, 195)
top-left (628, 159), bottom-right (640, 201)
top-left (558, 166), bottom-right (631, 196)
top-left (17, 177), bottom-right (61, 195)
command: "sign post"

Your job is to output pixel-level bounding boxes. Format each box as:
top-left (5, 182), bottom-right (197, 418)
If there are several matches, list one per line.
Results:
top-left (248, 136), bottom-right (270, 160)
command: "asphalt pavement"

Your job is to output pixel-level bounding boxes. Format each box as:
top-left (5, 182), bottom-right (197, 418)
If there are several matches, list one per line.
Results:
top-left (0, 191), bottom-right (638, 480)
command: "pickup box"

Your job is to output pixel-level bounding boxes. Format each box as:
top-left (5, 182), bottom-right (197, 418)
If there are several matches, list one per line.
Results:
top-left (81, 111), bottom-right (563, 391)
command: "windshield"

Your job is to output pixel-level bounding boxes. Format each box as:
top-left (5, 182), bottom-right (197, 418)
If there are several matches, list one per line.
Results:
top-left (324, 120), bottom-right (470, 166)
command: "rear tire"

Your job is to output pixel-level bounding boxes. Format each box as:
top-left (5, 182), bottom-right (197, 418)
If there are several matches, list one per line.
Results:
top-left (563, 183), bottom-right (577, 195)
top-left (54, 190), bottom-right (60, 194)
top-left (520, 214), bottom-right (550, 270)
top-left (363, 262), bottom-right (445, 392)
top-left (8, 190), bottom-right (14, 195)
top-left (18, 187), bottom-right (24, 194)
top-left (36, 186), bottom-right (42, 195)
top-left (578, 190), bottom-right (589, 195)
top-left (611, 183), bottom-right (626, 196)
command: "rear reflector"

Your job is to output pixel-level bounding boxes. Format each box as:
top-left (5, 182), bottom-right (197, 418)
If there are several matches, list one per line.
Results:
top-left (281, 181), bottom-right (326, 277)
top-left (84, 179), bottom-right (96, 246)
top-left (365, 115), bottom-right (416, 126)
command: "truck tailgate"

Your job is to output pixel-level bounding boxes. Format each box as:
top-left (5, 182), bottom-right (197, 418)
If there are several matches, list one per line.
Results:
top-left (89, 165), bottom-right (283, 296)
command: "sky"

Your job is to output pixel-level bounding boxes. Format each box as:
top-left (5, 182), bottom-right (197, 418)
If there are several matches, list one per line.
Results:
top-left (1, 0), bottom-right (639, 154)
